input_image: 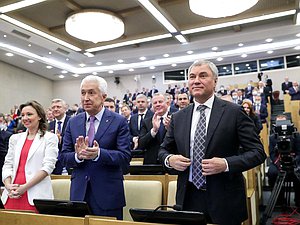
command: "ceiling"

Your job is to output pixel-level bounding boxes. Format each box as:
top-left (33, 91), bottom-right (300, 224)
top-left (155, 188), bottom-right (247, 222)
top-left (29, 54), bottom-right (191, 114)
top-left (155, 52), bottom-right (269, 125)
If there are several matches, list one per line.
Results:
top-left (0, 0), bottom-right (299, 81)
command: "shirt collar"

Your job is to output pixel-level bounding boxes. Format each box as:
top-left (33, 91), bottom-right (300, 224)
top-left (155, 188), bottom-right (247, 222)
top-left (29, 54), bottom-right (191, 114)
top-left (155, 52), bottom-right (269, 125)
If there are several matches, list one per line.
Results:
top-left (56, 114), bottom-right (66, 123)
top-left (193, 94), bottom-right (215, 112)
top-left (86, 106), bottom-right (105, 122)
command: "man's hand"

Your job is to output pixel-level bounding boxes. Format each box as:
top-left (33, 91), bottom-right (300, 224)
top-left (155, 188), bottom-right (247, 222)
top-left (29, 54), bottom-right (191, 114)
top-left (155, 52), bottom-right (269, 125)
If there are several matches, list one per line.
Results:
top-left (75, 136), bottom-right (99, 160)
top-left (163, 115), bottom-right (171, 130)
top-left (169, 155), bottom-right (191, 171)
top-left (152, 112), bottom-right (160, 132)
top-left (202, 157), bottom-right (227, 175)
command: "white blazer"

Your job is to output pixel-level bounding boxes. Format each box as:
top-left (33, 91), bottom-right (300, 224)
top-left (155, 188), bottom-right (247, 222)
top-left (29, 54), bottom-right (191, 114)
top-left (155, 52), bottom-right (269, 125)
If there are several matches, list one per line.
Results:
top-left (1, 131), bottom-right (58, 205)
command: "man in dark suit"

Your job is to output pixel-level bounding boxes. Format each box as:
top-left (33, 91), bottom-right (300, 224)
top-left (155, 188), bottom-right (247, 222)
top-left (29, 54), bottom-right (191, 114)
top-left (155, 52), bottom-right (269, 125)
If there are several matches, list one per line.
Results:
top-left (49, 98), bottom-right (71, 175)
top-left (158, 60), bottom-right (266, 225)
top-left (253, 95), bottom-right (268, 124)
top-left (61, 75), bottom-right (131, 219)
top-left (281, 76), bottom-right (293, 95)
top-left (289, 81), bottom-right (300, 100)
top-left (129, 94), bottom-right (153, 151)
top-left (0, 113), bottom-right (12, 186)
top-left (139, 93), bottom-right (170, 164)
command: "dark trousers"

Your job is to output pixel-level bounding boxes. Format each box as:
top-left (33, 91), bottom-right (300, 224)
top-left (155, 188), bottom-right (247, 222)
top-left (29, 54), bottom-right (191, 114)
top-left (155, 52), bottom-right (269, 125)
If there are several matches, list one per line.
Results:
top-left (183, 182), bottom-right (241, 225)
top-left (84, 182), bottom-right (123, 220)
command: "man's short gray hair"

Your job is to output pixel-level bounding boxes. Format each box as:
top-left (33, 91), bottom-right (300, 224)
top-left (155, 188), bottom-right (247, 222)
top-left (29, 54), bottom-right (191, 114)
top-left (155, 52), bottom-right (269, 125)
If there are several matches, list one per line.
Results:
top-left (188, 59), bottom-right (219, 79)
top-left (81, 75), bottom-right (107, 94)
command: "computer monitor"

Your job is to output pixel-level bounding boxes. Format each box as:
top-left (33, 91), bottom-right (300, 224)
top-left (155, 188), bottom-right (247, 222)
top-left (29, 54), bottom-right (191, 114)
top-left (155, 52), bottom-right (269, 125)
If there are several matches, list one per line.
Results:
top-left (129, 165), bottom-right (166, 175)
top-left (33, 199), bottom-right (91, 217)
top-left (129, 208), bottom-right (206, 225)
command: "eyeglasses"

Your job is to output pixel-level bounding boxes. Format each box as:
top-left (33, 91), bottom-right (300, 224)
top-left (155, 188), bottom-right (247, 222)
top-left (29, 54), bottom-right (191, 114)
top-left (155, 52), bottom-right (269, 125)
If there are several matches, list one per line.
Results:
top-left (178, 98), bottom-right (188, 100)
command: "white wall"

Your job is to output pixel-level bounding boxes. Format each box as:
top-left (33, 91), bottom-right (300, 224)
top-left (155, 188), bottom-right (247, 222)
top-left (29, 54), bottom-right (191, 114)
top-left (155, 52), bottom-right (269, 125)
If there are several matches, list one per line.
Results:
top-left (53, 67), bottom-right (300, 104)
top-left (0, 61), bottom-right (53, 113)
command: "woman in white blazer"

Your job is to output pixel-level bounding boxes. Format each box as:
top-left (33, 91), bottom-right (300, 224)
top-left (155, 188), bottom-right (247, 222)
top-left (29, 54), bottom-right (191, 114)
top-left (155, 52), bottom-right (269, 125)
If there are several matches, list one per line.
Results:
top-left (2, 100), bottom-right (58, 211)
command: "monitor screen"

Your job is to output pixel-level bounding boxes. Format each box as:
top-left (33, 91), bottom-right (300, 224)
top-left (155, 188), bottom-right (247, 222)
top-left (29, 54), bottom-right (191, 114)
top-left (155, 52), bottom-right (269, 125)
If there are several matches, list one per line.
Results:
top-left (33, 199), bottom-right (91, 217)
top-left (130, 208), bottom-right (206, 225)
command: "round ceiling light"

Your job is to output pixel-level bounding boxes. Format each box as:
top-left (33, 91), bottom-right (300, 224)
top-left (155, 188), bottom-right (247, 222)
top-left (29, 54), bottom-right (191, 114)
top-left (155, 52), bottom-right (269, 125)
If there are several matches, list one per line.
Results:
top-left (65, 9), bottom-right (125, 43)
top-left (189, 0), bottom-right (259, 18)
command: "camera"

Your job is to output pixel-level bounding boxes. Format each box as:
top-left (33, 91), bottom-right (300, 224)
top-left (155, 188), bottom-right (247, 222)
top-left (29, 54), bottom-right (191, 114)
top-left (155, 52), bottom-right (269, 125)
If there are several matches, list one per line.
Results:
top-left (274, 119), bottom-right (297, 173)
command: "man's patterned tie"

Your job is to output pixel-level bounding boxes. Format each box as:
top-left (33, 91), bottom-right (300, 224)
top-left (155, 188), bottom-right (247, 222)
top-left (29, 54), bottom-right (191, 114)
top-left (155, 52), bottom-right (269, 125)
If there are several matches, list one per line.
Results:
top-left (192, 105), bottom-right (207, 189)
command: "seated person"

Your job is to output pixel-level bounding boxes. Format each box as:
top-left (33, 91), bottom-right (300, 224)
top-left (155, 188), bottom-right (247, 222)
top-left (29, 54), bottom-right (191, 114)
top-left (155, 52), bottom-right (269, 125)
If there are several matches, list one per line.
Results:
top-left (267, 115), bottom-right (300, 207)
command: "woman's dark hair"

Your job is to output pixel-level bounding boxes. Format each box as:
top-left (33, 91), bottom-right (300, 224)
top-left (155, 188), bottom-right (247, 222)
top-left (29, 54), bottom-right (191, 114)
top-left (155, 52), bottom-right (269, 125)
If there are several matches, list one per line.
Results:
top-left (19, 100), bottom-right (48, 136)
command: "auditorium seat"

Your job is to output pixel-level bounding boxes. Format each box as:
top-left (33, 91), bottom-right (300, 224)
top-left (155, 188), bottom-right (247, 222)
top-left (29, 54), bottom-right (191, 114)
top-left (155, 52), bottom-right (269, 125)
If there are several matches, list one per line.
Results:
top-left (166, 180), bottom-right (177, 207)
top-left (51, 179), bottom-right (71, 200)
top-left (123, 180), bottom-right (163, 221)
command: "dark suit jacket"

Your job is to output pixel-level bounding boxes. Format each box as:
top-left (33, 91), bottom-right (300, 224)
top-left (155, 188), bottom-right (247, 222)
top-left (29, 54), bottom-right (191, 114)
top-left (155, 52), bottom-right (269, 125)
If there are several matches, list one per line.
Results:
top-left (0, 129), bottom-right (12, 185)
top-left (129, 110), bottom-right (154, 138)
top-left (289, 86), bottom-right (300, 100)
top-left (60, 109), bottom-right (131, 213)
top-left (48, 115), bottom-right (71, 174)
top-left (253, 104), bottom-right (268, 123)
top-left (139, 115), bottom-right (166, 164)
top-left (281, 81), bottom-right (292, 94)
top-left (159, 97), bottom-right (266, 224)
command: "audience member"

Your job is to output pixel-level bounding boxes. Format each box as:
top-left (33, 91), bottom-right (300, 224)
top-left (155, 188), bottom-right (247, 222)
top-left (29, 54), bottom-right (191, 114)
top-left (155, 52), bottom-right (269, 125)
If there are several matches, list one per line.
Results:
top-left (158, 59), bottom-right (266, 225)
top-left (289, 81), bottom-right (300, 100)
top-left (177, 92), bottom-right (190, 110)
top-left (60, 75), bottom-right (131, 219)
top-left (241, 100), bottom-right (262, 135)
top-left (281, 76), bottom-right (293, 94)
top-left (139, 93), bottom-right (170, 164)
top-left (253, 95), bottom-right (268, 124)
top-left (121, 104), bottom-right (132, 123)
top-left (104, 97), bottom-right (116, 112)
top-left (48, 98), bottom-right (71, 175)
top-left (129, 94), bottom-right (153, 150)
top-left (0, 113), bottom-right (12, 186)
top-left (2, 100), bottom-right (58, 211)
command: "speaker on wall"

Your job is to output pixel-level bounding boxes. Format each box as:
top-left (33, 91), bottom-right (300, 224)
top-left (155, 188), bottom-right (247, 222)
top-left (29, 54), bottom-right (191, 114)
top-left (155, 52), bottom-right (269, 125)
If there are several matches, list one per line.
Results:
top-left (114, 76), bottom-right (120, 84)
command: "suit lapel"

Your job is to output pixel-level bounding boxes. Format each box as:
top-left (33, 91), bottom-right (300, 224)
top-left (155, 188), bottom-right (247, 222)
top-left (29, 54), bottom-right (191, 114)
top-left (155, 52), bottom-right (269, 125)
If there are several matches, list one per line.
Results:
top-left (27, 132), bottom-right (43, 160)
top-left (75, 113), bottom-right (87, 136)
top-left (205, 98), bottom-right (225, 150)
top-left (184, 105), bottom-right (193, 157)
top-left (94, 109), bottom-right (113, 141)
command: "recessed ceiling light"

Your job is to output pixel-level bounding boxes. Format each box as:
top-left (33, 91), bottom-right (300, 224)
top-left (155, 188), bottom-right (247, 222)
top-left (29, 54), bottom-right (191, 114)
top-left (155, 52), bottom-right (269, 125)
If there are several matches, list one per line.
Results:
top-left (245, 64), bottom-right (249, 66)
top-left (267, 50), bottom-right (273, 54)
top-left (5, 52), bottom-right (14, 57)
top-left (96, 61), bottom-right (102, 65)
top-left (296, 56), bottom-right (300, 59)
top-left (92, 72), bottom-right (98, 75)
top-left (171, 63), bottom-right (177, 67)
top-left (294, 46), bottom-right (300, 50)
top-left (73, 74), bottom-right (80, 77)
top-left (139, 56), bottom-right (146, 60)
top-left (238, 43), bottom-right (244, 47)
top-left (212, 47), bottom-right (218, 51)
top-left (265, 38), bottom-right (273, 43)
top-left (216, 57), bottom-right (223, 61)
top-left (241, 54), bottom-right (247, 58)
top-left (27, 59), bottom-right (34, 63)
top-left (235, 67), bottom-right (240, 70)
top-left (61, 70), bottom-right (68, 74)
top-left (129, 68), bottom-right (134, 72)
top-left (296, 33), bottom-right (300, 37)
top-left (187, 50), bottom-right (193, 54)
top-left (163, 54), bottom-right (170, 57)
top-left (66, 58), bottom-right (69, 61)
top-left (108, 70), bottom-right (114, 74)
top-left (79, 63), bottom-right (86, 67)
top-left (46, 65), bottom-right (53, 69)
top-left (117, 59), bottom-right (124, 63)
top-left (3, 34), bottom-right (7, 38)
top-left (149, 66), bottom-right (156, 69)
top-left (58, 75), bottom-right (65, 79)
top-left (223, 66), bottom-right (227, 69)
top-left (28, 43), bottom-right (31, 47)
